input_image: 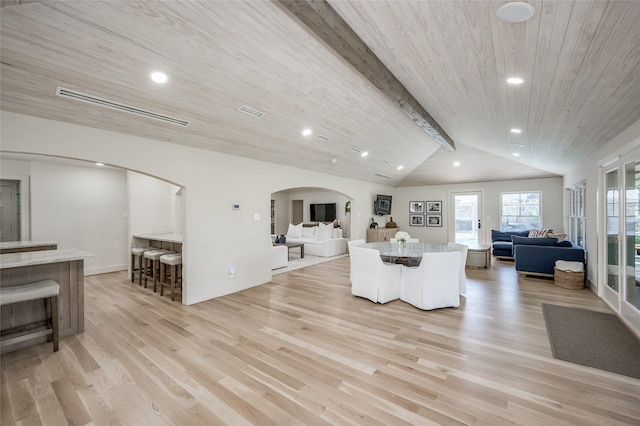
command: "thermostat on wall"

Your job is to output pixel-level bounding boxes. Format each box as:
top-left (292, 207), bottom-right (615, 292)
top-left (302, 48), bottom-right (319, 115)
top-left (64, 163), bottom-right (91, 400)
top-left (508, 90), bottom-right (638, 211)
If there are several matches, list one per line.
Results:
top-left (233, 204), bottom-right (240, 210)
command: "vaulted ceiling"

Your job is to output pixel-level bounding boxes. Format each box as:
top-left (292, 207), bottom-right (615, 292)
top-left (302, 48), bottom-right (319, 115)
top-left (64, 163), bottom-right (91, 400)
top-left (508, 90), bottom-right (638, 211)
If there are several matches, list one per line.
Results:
top-left (1, 1), bottom-right (639, 186)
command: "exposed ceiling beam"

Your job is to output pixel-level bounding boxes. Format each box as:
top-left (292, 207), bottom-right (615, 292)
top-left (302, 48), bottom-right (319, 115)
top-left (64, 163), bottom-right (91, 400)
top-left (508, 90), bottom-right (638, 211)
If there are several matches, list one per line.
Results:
top-left (274, 0), bottom-right (456, 152)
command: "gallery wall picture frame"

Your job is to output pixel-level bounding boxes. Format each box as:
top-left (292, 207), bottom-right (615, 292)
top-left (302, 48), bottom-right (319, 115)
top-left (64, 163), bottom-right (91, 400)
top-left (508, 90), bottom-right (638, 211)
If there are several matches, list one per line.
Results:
top-left (426, 214), bottom-right (442, 227)
top-left (410, 214), bottom-right (425, 226)
top-left (426, 201), bottom-right (442, 213)
top-left (409, 201), bottom-right (425, 213)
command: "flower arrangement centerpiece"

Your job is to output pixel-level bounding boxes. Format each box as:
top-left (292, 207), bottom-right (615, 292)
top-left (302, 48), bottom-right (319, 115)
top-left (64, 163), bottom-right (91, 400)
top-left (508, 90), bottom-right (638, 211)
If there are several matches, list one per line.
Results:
top-left (395, 231), bottom-right (411, 250)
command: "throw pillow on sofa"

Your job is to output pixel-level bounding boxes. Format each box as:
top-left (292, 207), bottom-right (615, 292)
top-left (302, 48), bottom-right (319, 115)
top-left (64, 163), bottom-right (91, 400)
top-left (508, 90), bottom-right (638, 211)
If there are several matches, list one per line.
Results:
top-left (557, 239), bottom-right (573, 247)
top-left (316, 222), bottom-right (333, 241)
top-left (286, 222), bottom-right (303, 238)
top-left (528, 228), bottom-right (553, 238)
top-left (302, 226), bottom-right (316, 238)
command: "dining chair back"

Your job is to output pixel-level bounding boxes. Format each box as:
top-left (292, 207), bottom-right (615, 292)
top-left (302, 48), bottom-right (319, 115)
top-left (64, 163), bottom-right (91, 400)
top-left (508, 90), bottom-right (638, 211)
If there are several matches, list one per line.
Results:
top-left (349, 246), bottom-right (403, 303)
top-left (400, 251), bottom-right (461, 310)
top-left (447, 242), bottom-right (469, 294)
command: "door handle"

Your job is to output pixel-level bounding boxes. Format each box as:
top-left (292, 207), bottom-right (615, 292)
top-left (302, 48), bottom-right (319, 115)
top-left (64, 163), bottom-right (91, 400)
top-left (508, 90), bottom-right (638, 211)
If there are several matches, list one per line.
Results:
top-left (478, 219), bottom-right (481, 229)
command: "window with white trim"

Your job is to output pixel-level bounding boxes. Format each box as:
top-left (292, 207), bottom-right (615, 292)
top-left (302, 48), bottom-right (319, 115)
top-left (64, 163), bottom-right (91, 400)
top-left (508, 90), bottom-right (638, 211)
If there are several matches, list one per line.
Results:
top-left (500, 192), bottom-right (541, 231)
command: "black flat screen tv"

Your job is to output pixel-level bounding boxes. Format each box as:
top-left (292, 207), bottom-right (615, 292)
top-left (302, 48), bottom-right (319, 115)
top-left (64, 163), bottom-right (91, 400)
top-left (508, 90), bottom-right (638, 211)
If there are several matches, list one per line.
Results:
top-left (310, 203), bottom-right (337, 222)
top-left (374, 195), bottom-right (392, 216)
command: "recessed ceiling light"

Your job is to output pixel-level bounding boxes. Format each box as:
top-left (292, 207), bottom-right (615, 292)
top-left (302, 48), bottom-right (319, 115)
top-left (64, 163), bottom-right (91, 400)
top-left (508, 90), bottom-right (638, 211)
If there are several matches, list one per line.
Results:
top-left (510, 128), bottom-right (522, 133)
top-left (453, 161), bottom-right (461, 166)
top-left (507, 77), bottom-right (524, 85)
top-left (302, 128), bottom-right (312, 136)
top-left (512, 152), bottom-right (521, 157)
top-left (497, 2), bottom-right (535, 23)
top-left (95, 162), bottom-right (104, 167)
top-left (331, 158), bottom-right (338, 164)
top-left (150, 71), bottom-right (168, 84)
top-left (397, 165), bottom-right (404, 170)
top-left (361, 151), bottom-right (369, 157)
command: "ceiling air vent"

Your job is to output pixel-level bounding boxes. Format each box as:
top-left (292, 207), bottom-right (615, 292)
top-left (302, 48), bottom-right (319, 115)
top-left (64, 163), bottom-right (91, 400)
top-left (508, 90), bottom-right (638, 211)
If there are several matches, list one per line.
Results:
top-left (375, 173), bottom-right (391, 179)
top-left (238, 105), bottom-right (265, 118)
top-left (316, 134), bottom-right (330, 142)
top-left (55, 87), bottom-right (190, 127)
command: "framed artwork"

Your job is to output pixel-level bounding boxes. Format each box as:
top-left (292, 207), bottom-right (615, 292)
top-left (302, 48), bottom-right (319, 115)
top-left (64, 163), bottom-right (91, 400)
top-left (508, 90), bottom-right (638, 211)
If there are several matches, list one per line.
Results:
top-left (410, 214), bottom-right (424, 226)
top-left (409, 201), bottom-right (425, 213)
top-left (426, 201), bottom-right (442, 213)
top-left (426, 214), bottom-right (442, 227)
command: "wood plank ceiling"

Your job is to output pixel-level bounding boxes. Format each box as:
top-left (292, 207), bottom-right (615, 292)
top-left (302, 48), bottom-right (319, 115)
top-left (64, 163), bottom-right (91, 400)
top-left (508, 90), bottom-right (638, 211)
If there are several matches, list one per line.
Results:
top-left (1, 1), bottom-right (639, 186)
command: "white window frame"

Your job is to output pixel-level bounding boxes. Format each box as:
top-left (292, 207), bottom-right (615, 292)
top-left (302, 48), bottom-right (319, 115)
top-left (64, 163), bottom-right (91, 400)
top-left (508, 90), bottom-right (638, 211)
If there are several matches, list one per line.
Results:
top-left (499, 191), bottom-right (542, 231)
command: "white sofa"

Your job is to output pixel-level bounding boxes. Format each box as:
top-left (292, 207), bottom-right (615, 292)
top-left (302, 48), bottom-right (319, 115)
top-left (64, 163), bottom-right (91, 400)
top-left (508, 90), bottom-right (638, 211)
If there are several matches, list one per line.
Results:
top-left (283, 222), bottom-right (348, 257)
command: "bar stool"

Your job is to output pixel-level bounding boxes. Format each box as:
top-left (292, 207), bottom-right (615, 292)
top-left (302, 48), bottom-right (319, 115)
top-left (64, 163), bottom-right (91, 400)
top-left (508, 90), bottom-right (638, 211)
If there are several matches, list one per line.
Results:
top-left (143, 249), bottom-right (174, 291)
top-left (0, 280), bottom-right (60, 352)
top-left (130, 246), bottom-right (154, 285)
top-left (159, 253), bottom-right (182, 301)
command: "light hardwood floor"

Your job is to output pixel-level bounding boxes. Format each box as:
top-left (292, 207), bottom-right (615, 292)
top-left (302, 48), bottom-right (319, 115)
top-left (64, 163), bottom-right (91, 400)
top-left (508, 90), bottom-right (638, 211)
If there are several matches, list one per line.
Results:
top-left (2, 257), bottom-right (639, 425)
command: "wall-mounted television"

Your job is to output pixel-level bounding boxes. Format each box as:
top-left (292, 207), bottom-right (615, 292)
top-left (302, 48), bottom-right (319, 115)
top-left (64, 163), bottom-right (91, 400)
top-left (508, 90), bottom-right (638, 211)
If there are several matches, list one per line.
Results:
top-left (310, 203), bottom-right (337, 222)
top-left (374, 195), bottom-right (392, 216)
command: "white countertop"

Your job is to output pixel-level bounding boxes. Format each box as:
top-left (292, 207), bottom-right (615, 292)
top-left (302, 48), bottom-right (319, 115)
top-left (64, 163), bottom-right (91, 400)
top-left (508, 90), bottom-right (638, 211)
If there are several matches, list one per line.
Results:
top-left (0, 240), bottom-right (59, 249)
top-left (0, 248), bottom-right (94, 269)
top-left (133, 233), bottom-right (183, 243)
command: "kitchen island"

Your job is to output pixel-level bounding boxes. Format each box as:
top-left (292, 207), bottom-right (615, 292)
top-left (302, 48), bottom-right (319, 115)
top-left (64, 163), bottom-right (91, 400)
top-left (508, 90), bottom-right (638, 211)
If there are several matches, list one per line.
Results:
top-left (0, 248), bottom-right (93, 353)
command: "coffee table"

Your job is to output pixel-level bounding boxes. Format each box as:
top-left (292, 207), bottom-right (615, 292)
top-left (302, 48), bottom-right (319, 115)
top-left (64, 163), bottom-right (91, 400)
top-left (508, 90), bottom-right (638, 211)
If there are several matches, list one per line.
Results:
top-left (274, 242), bottom-right (304, 259)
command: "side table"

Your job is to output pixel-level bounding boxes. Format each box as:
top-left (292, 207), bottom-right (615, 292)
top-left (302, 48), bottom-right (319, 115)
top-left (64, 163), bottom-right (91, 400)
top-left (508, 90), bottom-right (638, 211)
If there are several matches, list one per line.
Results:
top-left (466, 244), bottom-right (491, 268)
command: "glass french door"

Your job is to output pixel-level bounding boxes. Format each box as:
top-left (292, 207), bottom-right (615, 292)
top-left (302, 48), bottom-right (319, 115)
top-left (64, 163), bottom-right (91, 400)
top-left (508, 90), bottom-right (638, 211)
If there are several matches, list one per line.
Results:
top-left (601, 148), bottom-right (640, 333)
top-left (621, 151), bottom-right (640, 331)
top-left (451, 192), bottom-right (482, 245)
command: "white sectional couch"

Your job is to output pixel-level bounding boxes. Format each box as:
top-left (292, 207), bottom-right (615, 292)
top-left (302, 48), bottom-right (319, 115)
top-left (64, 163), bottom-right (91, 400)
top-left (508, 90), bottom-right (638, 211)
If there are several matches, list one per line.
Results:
top-left (283, 222), bottom-right (348, 257)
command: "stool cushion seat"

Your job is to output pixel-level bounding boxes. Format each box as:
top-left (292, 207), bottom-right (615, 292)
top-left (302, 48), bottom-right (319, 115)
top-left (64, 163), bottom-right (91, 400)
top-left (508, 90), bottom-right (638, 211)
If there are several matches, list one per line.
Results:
top-left (160, 254), bottom-right (182, 265)
top-left (0, 280), bottom-right (60, 305)
top-left (131, 246), bottom-right (154, 255)
top-left (144, 249), bottom-right (173, 260)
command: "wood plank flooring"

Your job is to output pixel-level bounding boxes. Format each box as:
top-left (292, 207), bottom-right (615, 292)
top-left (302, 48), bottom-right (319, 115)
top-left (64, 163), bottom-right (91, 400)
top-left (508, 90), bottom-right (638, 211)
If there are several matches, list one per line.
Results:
top-left (2, 257), bottom-right (639, 425)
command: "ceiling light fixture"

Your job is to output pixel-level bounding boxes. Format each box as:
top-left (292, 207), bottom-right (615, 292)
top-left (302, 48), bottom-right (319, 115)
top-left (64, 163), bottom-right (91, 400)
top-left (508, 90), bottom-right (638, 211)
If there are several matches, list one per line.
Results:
top-left (507, 77), bottom-right (524, 85)
top-left (361, 151), bottom-right (369, 157)
top-left (512, 152), bottom-right (521, 157)
top-left (95, 162), bottom-right (104, 167)
top-left (510, 128), bottom-right (522, 133)
top-left (397, 165), bottom-right (404, 170)
top-left (150, 71), bottom-right (168, 84)
top-left (497, 2), bottom-right (535, 23)
top-left (302, 128), bottom-right (312, 136)
top-left (453, 162), bottom-right (460, 166)
top-left (331, 158), bottom-right (338, 164)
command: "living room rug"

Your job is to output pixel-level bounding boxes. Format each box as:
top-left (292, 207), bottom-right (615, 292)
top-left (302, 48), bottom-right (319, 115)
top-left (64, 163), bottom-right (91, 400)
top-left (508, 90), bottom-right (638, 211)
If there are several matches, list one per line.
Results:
top-left (541, 304), bottom-right (640, 379)
top-left (272, 253), bottom-right (348, 275)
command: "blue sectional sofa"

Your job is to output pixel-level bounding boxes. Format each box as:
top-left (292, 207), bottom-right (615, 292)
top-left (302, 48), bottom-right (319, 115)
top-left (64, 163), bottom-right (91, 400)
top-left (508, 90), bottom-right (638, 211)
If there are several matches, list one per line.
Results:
top-left (512, 236), bottom-right (585, 277)
top-left (491, 229), bottom-right (530, 259)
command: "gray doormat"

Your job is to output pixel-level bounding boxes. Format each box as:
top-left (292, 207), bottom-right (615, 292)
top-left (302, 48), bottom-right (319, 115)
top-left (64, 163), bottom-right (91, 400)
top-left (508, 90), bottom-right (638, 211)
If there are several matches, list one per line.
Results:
top-left (541, 304), bottom-right (640, 379)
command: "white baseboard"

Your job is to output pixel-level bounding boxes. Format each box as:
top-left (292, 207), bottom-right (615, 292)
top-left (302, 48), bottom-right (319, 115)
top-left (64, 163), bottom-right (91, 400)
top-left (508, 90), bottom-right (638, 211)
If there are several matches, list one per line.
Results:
top-left (85, 264), bottom-right (127, 276)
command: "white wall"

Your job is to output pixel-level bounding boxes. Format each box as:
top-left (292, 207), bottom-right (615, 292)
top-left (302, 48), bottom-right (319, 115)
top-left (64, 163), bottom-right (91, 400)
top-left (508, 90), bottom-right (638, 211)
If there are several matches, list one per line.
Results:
top-left (564, 117), bottom-right (640, 290)
top-left (129, 171), bottom-right (181, 236)
top-left (394, 177), bottom-right (564, 244)
top-left (1, 111), bottom-right (393, 305)
top-left (0, 159), bottom-right (129, 275)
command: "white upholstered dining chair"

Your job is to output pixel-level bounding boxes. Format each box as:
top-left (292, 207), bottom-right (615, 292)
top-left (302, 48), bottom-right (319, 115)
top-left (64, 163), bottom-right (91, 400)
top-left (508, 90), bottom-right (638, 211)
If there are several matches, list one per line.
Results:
top-left (447, 242), bottom-right (469, 294)
top-left (400, 251), bottom-right (462, 310)
top-left (349, 246), bottom-right (403, 304)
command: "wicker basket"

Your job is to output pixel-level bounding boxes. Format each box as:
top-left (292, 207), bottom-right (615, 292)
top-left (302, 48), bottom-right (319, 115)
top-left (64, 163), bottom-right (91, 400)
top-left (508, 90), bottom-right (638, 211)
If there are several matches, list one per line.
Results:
top-left (553, 267), bottom-right (584, 290)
